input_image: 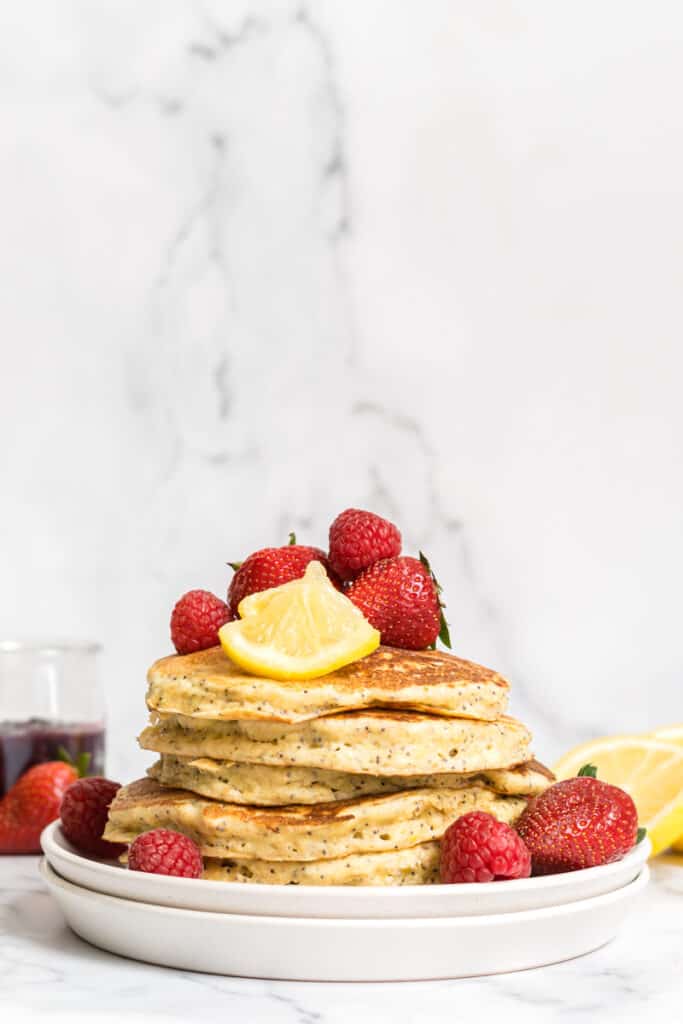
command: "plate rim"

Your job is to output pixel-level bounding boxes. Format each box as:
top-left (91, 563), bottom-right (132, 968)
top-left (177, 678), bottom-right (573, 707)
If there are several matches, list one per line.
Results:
top-left (41, 819), bottom-right (651, 898)
top-left (39, 855), bottom-right (650, 927)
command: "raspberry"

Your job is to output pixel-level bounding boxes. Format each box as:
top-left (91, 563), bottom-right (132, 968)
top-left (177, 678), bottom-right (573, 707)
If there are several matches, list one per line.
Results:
top-left (60, 777), bottom-right (127, 859)
top-left (171, 589), bottom-right (233, 654)
top-left (128, 828), bottom-right (203, 878)
top-left (328, 508), bottom-right (401, 581)
top-left (440, 811), bottom-right (531, 883)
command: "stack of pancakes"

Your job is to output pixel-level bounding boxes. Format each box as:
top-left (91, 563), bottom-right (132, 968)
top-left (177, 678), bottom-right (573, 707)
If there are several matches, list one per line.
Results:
top-left (105, 646), bottom-right (553, 885)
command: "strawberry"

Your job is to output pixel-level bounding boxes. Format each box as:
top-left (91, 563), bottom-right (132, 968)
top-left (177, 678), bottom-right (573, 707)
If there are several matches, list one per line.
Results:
top-left (0, 760), bottom-right (80, 854)
top-left (328, 508), bottom-right (401, 581)
top-left (346, 553), bottom-right (451, 650)
top-left (228, 533), bottom-right (338, 615)
top-left (515, 764), bottom-right (640, 875)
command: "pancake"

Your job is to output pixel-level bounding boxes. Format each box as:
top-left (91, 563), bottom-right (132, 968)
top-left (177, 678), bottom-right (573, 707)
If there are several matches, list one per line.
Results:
top-left (104, 777), bottom-right (528, 861)
top-left (146, 644), bottom-right (509, 724)
top-left (203, 842), bottom-right (442, 885)
top-left (149, 754), bottom-right (554, 805)
top-left (139, 709), bottom-right (532, 776)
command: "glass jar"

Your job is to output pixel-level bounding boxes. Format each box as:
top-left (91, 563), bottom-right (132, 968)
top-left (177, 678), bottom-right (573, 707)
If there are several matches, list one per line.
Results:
top-left (0, 641), bottom-right (106, 800)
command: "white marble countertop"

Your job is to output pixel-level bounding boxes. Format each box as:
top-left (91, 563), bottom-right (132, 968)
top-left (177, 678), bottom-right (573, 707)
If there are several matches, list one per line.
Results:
top-left (1, 855), bottom-right (681, 1023)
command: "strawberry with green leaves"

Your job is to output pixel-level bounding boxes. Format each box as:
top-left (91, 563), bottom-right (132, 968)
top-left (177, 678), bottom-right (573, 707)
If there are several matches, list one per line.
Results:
top-left (228, 533), bottom-right (338, 615)
top-left (346, 552), bottom-right (451, 651)
top-left (0, 749), bottom-right (90, 854)
top-left (516, 764), bottom-right (642, 874)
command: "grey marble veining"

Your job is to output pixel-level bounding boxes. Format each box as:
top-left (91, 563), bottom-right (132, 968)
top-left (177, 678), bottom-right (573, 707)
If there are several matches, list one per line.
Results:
top-left (1, 1), bottom-right (683, 784)
top-left (1, 856), bottom-right (682, 1022)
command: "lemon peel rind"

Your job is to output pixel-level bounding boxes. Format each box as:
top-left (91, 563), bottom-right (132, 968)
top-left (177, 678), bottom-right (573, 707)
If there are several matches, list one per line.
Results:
top-left (219, 623), bottom-right (380, 681)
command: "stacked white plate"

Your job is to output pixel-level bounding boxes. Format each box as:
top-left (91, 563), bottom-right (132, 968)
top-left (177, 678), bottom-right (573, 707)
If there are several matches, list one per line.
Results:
top-left (40, 821), bottom-right (649, 981)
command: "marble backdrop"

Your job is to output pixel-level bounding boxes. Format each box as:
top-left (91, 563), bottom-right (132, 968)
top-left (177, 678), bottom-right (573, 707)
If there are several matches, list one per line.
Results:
top-left (2, 1), bottom-right (682, 780)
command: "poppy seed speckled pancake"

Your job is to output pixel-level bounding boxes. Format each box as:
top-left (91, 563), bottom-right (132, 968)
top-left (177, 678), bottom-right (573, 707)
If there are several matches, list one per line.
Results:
top-left (202, 842), bottom-right (443, 885)
top-left (145, 645), bottom-right (509, 724)
top-left (148, 754), bottom-right (553, 806)
top-left (104, 777), bottom-right (528, 861)
top-left (138, 709), bottom-right (532, 776)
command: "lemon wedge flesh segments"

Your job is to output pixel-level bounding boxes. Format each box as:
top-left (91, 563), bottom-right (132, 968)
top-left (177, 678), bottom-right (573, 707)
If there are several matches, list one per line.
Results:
top-left (219, 560), bottom-right (380, 681)
top-left (554, 735), bottom-right (683, 857)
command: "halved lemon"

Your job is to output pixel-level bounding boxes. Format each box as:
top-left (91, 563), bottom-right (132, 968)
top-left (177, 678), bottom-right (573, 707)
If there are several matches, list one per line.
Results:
top-left (554, 735), bottom-right (683, 856)
top-left (218, 560), bottom-right (380, 681)
top-left (649, 723), bottom-right (683, 745)
top-left (649, 726), bottom-right (683, 852)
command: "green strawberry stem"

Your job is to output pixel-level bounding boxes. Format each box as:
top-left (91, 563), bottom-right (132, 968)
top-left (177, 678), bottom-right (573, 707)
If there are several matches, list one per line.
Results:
top-left (228, 561), bottom-right (242, 571)
top-left (636, 827), bottom-right (647, 844)
top-left (56, 746), bottom-right (91, 778)
top-left (418, 550), bottom-right (452, 650)
top-left (288, 532), bottom-right (297, 545)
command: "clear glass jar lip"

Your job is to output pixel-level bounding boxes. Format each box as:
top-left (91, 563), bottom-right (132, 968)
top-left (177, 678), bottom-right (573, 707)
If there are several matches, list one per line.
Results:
top-left (0, 639), bottom-right (102, 655)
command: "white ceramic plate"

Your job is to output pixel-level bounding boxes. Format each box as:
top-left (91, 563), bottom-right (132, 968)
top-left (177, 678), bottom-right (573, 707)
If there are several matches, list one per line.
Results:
top-left (40, 858), bottom-right (649, 981)
top-left (41, 821), bottom-right (651, 919)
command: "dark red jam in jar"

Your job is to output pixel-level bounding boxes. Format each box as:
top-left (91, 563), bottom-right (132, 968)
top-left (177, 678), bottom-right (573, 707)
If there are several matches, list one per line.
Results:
top-left (0, 719), bottom-right (105, 797)
top-left (0, 642), bottom-right (106, 847)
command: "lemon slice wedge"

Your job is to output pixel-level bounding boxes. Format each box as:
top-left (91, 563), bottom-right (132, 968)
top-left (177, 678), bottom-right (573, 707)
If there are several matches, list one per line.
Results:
top-left (554, 735), bottom-right (683, 856)
top-left (218, 560), bottom-right (380, 681)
